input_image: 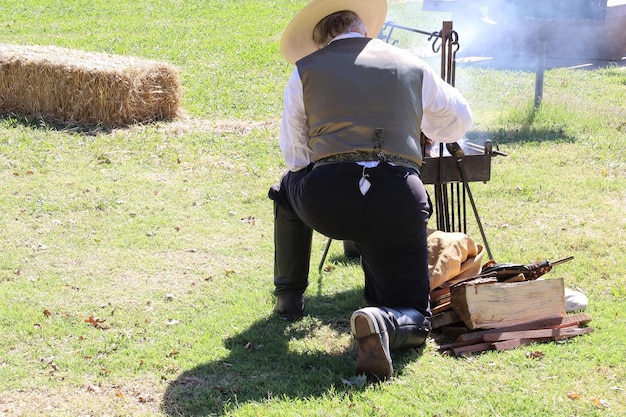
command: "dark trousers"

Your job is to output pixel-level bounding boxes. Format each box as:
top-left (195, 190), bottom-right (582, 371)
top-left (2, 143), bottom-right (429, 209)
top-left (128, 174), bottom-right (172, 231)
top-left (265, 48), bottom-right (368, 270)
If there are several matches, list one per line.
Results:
top-left (270, 162), bottom-right (432, 316)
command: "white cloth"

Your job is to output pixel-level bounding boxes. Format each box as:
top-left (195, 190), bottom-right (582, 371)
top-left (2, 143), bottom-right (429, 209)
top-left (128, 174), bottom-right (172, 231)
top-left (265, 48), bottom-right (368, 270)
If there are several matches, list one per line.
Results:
top-left (564, 287), bottom-right (588, 312)
top-left (279, 33), bottom-right (473, 172)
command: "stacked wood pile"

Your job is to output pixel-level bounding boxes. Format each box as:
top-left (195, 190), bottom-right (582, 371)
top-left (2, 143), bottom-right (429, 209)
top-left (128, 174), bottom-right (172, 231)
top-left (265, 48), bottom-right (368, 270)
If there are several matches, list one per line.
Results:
top-left (430, 272), bottom-right (593, 356)
top-left (0, 43), bottom-right (181, 127)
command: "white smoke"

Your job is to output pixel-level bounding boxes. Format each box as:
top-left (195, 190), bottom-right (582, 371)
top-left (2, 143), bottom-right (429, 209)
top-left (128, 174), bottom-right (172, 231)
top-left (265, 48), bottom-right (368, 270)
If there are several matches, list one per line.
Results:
top-left (421, 0), bottom-right (626, 63)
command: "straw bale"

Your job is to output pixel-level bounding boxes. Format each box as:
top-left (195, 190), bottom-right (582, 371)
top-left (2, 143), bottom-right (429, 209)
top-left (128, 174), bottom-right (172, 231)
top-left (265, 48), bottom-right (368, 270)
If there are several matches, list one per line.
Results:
top-left (0, 43), bottom-right (181, 127)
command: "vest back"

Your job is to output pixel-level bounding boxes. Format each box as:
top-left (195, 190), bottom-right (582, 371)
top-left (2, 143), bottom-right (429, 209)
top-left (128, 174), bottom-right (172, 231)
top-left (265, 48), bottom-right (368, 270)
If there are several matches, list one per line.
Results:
top-left (296, 37), bottom-right (426, 166)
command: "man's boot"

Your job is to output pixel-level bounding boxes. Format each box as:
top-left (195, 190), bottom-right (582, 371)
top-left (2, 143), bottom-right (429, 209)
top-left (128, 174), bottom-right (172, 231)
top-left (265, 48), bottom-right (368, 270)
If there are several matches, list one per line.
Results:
top-left (350, 306), bottom-right (430, 380)
top-left (271, 191), bottom-right (313, 321)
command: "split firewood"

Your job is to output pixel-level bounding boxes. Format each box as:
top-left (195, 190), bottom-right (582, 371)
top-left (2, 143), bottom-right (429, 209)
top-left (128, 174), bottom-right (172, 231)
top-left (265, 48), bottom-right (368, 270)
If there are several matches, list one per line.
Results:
top-left (450, 278), bottom-right (566, 329)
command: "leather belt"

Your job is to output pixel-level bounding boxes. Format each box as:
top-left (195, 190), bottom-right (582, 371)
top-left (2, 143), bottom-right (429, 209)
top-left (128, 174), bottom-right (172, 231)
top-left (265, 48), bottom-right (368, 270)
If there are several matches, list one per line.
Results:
top-left (313, 151), bottom-right (421, 172)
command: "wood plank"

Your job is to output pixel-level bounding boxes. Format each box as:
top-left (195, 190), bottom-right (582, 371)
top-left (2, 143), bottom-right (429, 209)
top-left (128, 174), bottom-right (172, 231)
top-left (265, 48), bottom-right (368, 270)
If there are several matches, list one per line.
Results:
top-left (452, 342), bottom-right (493, 356)
top-left (437, 339), bottom-right (481, 351)
top-left (430, 287), bottom-right (450, 301)
top-left (455, 321), bottom-right (577, 344)
top-left (491, 338), bottom-right (552, 351)
top-left (455, 313), bottom-right (592, 342)
top-left (450, 278), bottom-right (566, 329)
top-left (431, 309), bottom-right (462, 329)
top-left (553, 327), bottom-right (594, 339)
top-left (482, 326), bottom-right (593, 342)
top-left (444, 327), bottom-right (593, 355)
top-left (431, 301), bottom-right (452, 315)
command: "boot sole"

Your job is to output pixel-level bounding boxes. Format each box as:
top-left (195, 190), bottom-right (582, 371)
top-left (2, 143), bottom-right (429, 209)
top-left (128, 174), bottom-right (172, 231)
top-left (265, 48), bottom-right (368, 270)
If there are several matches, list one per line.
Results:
top-left (352, 314), bottom-right (393, 380)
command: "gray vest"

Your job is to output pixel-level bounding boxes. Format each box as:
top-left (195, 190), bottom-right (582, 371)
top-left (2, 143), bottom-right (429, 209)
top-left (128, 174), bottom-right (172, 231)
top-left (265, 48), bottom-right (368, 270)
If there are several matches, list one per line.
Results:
top-left (296, 37), bottom-right (425, 167)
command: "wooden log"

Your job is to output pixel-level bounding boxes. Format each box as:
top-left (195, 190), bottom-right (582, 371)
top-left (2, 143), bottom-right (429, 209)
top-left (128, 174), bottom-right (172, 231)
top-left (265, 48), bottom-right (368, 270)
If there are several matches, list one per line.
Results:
top-left (450, 278), bottom-right (566, 329)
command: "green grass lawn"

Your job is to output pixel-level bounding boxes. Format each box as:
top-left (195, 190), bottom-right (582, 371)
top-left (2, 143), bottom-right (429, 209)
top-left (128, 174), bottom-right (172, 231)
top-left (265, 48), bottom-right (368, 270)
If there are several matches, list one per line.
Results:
top-left (1, 1), bottom-right (625, 416)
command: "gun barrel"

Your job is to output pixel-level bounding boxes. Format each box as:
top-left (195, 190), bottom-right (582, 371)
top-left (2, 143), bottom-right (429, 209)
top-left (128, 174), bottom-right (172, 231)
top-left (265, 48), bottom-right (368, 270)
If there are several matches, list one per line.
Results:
top-left (550, 255), bottom-right (574, 266)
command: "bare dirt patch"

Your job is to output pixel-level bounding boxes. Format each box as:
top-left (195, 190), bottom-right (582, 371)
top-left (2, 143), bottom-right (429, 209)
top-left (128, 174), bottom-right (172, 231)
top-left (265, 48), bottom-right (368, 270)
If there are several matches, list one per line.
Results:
top-left (116, 112), bottom-right (280, 137)
top-left (1, 379), bottom-right (167, 417)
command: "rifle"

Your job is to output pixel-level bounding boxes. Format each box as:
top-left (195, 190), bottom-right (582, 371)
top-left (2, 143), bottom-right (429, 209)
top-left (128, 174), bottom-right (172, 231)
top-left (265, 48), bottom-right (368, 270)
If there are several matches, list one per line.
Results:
top-left (480, 256), bottom-right (574, 282)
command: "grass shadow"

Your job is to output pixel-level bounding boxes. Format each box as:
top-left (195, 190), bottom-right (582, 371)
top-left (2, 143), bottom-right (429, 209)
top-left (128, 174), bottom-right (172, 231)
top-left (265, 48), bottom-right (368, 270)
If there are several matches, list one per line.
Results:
top-left (0, 112), bottom-right (117, 135)
top-left (161, 287), bottom-right (424, 416)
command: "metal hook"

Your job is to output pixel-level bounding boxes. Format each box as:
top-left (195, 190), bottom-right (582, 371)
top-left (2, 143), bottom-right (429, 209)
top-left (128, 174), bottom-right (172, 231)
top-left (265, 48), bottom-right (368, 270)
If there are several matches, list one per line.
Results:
top-left (448, 30), bottom-right (460, 53)
top-left (430, 31), bottom-right (442, 53)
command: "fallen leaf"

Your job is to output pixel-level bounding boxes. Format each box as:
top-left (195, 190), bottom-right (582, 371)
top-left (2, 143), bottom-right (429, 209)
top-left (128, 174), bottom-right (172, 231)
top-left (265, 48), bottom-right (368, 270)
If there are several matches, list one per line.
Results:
top-left (591, 398), bottom-right (610, 408)
top-left (166, 349), bottom-right (180, 357)
top-left (567, 392), bottom-right (581, 400)
top-left (84, 316), bottom-right (109, 330)
top-left (115, 389), bottom-right (125, 401)
top-left (225, 269), bottom-right (236, 276)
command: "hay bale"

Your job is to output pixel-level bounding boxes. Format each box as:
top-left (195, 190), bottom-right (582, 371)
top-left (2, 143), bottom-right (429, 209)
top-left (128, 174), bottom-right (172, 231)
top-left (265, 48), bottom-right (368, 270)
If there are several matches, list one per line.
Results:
top-left (0, 43), bottom-right (181, 127)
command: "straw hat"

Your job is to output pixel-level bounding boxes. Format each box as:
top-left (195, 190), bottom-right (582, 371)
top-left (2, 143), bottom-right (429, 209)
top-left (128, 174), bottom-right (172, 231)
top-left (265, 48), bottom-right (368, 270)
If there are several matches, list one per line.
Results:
top-left (280, 0), bottom-right (388, 64)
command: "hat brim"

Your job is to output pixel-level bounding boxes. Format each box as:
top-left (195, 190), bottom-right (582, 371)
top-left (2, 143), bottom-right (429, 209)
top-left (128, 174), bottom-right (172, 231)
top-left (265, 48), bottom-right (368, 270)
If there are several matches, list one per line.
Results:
top-left (280, 0), bottom-right (388, 64)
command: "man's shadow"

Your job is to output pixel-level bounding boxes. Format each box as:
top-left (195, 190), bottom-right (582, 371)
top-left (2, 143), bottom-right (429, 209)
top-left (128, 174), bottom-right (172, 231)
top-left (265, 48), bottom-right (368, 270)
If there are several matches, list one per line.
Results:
top-left (161, 259), bottom-right (426, 416)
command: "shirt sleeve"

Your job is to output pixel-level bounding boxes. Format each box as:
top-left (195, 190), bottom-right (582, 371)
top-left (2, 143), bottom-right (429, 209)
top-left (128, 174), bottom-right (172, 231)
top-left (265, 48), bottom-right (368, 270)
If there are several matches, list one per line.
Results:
top-left (279, 68), bottom-right (312, 172)
top-left (420, 65), bottom-right (473, 143)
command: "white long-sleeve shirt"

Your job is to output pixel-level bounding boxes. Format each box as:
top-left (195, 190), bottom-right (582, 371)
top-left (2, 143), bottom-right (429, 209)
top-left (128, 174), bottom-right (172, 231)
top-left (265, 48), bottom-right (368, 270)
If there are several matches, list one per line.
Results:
top-left (279, 33), bottom-right (473, 172)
